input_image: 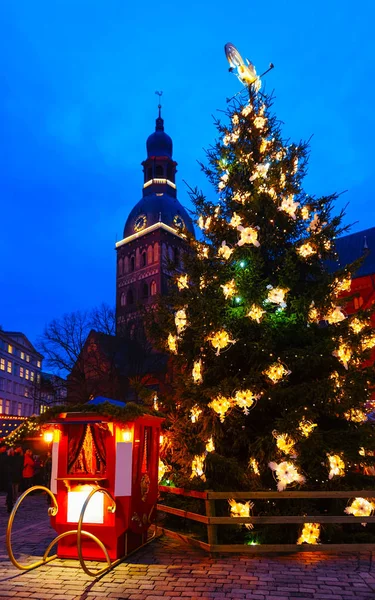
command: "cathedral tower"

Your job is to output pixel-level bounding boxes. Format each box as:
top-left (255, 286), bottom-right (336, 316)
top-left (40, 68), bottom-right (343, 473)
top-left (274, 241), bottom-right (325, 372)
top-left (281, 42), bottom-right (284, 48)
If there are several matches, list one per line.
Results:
top-left (115, 108), bottom-right (194, 333)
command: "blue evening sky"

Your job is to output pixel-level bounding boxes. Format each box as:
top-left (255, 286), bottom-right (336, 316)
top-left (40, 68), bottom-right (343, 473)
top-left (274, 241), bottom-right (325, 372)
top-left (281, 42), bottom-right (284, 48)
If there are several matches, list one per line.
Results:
top-left (0, 1), bottom-right (373, 347)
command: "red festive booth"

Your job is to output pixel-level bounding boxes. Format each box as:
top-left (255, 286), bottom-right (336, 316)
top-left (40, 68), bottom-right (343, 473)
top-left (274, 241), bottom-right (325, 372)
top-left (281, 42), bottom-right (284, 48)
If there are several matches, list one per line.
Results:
top-left (47, 397), bottom-right (163, 561)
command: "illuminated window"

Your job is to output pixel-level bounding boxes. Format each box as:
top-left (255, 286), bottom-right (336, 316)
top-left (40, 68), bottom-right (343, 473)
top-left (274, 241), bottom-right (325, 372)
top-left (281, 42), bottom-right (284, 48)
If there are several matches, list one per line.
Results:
top-left (30, 371), bottom-right (34, 382)
top-left (20, 367), bottom-right (24, 378)
top-left (7, 361), bottom-right (12, 374)
top-left (36, 374), bottom-right (40, 384)
top-left (5, 400), bottom-right (10, 415)
top-left (120, 292), bottom-right (126, 307)
top-left (25, 369), bottom-right (29, 380)
top-left (150, 280), bottom-right (157, 296)
top-left (37, 360), bottom-right (41, 368)
top-left (24, 388), bottom-right (29, 397)
top-left (20, 351), bottom-right (25, 360)
top-left (0, 399), bottom-right (2, 414)
top-left (147, 245), bottom-right (153, 264)
top-left (0, 359), bottom-right (4, 371)
top-left (26, 355), bottom-right (30, 363)
top-left (17, 403), bottom-right (22, 416)
top-left (8, 345), bottom-right (13, 354)
top-left (354, 296), bottom-right (364, 309)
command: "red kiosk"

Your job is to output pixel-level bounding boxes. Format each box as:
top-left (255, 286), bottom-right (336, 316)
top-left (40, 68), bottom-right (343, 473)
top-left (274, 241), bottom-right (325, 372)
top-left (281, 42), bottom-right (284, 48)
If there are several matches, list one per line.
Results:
top-left (47, 397), bottom-right (163, 562)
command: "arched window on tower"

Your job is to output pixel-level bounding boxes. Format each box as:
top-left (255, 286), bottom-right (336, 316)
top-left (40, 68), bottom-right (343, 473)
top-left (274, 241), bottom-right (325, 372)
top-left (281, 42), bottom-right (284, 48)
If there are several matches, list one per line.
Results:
top-left (155, 165), bottom-right (163, 177)
top-left (130, 256), bottom-right (135, 272)
top-left (127, 289), bottom-right (134, 305)
top-left (118, 257), bottom-right (123, 276)
top-left (124, 256), bottom-right (129, 273)
top-left (147, 245), bottom-right (153, 264)
top-left (150, 280), bottom-right (157, 296)
top-left (142, 283), bottom-right (149, 298)
top-left (154, 242), bottom-right (159, 261)
top-left (142, 251), bottom-right (147, 267)
top-left (120, 292), bottom-right (126, 306)
top-left (174, 248), bottom-right (180, 267)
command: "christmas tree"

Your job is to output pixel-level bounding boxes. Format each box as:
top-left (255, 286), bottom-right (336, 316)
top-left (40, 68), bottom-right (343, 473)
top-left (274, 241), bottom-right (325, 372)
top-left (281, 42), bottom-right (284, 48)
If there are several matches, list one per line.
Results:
top-left (150, 49), bottom-right (375, 508)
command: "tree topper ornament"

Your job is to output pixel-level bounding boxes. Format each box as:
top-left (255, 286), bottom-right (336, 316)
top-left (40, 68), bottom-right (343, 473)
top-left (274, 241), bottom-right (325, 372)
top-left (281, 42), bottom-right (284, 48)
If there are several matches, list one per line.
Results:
top-left (224, 42), bottom-right (274, 94)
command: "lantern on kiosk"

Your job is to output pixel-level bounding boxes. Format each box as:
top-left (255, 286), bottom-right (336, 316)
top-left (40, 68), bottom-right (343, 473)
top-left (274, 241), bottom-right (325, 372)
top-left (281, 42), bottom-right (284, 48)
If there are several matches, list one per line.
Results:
top-left (48, 397), bottom-right (163, 561)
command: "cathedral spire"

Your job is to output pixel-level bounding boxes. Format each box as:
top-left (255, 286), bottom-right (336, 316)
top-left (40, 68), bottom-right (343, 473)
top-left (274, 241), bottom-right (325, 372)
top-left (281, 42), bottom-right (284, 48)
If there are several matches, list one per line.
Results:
top-left (155, 90), bottom-right (164, 131)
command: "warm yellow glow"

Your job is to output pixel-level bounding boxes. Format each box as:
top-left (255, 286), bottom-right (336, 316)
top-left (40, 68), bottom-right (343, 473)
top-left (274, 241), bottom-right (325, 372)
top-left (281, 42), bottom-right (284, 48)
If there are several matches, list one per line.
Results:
top-left (175, 308), bottom-right (187, 334)
top-left (167, 333), bottom-right (178, 354)
top-left (241, 104), bottom-right (252, 117)
top-left (362, 334), bottom-right (375, 350)
top-left (263, 362), bottom-right (291, 384)
top-left (334, 276), bottom-right (351, 295)
top-left (234, 389), bottom-right (259, 413)
top-left (349, 317), bottom-right (368, 334)
top-left (159, 434), bottom-right (164, 445)
top-left (330, 370), bottom-right (342, 388)
top-left (274, 432), bottom-right (296, 455)
top-left (298, 417), bottom-right (317, 438)
top-left (301, 206), bottom-right (310, 220)
top-left (297, 523), bottom-right (320, 545)
top-left (196, 243), bottom-right (209, 259)
top-left (228, 499), bottom-right (254, 530)
top-left (207, 329), bottom-right (236, 356)
top-left (199, 276), bottom-right (207, 289)
top-left (192, 359), bottom-right (203, 384)
top-left (176, 274), bottom-right (189, 290)
top-left (190, 405), bottom-right (202, 423)
top-left (122, 428), bottom-right (133, 443)
top-left (269, 460), bottom-right (306, 491)
top-left (191, 454), bottom-right (206, 481)
top-left (249, 457), bottom-right (260, 475)
top-left (153, 394), bottom-right (159, 411)
top-left (221, 279), bottom-right (237, 299)
top-left (208, 394), bottom-right (232, 422)
top-left (332, 339), bottom-right (352, 369)
top-left (237, 225), bottom-right (260, 247)
top-left (344, 409), bottom-right (367, 423)
top-left (198, 215), bottom-right (212, 231)
top-left (323, 240), bottom-right (332, 250)
top-left (218, 171), bottom-right (229, 190)
top-left (67, 486), bottom-right (104, 524)
top-left (327, 454), bottom-right (345, 479)
top-left (218, 241), bottom-right (233, 260)
top-left (44, 431), bottom-right (53, 443)
top-left (143, 178), bottom-right (176, 189)
top-left (267, 286), bottom-right (288, 307)
top-left (260, 138), bottom-right (270, 153)
top-left (297, 242), bottom-right (316, 259)
top-left (345, 498), bottom-right (375, 518)
top-left (158, 459), bottom-right (168, 483)
top-left (254, 116), bottom-right (266, 129)
top-left (230, 212), bottom-right (242, 228)
top-left (308, 304), bottom-right (319, 323)
top-left (278, 195), bottom-right (300, 220)
top-left (247, 304), bottom-right (265, 323)
top-left (325, 306), bottom-right (346, 324)
top-left (233, 191), bottom-right (251, 204)
top-left (206, 436), bottom-right (215, 453)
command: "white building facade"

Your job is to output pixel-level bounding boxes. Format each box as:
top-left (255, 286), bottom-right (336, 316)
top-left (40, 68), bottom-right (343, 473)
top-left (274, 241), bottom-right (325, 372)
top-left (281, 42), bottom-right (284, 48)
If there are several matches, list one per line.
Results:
top-left (0, 331), bottom-right (43, 417)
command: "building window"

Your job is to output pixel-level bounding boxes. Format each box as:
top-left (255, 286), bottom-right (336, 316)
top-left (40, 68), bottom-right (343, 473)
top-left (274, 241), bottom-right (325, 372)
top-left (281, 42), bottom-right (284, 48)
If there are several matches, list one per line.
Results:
top-left (26, 355), bottom-right (30, 363)
top-left (30, 371), bottom-right (34, 382)
top-left (142, 251), bottom-right (147, 267)
top-left (120, 292), bottom-right (126, 307)
top-left (118, 257), bottom-right (123, 275)
top-left (36, 374), bottom-right (40, 384)
top-left (8, 344), bottom-right (13, 354)
top-left (20, 351), bottom-right (25, 360)
top-left (0, 358), bottom-right (4, 371)
top-left (0, 379), bottom-right (4, 391)
top-left (24, 388), bottom-right (29, 398)
top-left (25, 369), bottom-right (30, 380)
top-left (0, 399), bottom-right (2, 414)
top-left (17, 403), bottom-right (22, 416)
top-left (7, 381), bottom-right (12, 393)
top-left (126, 289), bottom-right (134, 305)
top-left (7, 361), bottom-right (12, 374)
top-left (142, 283), bottom-right (149, 298)
top-left (37, 360), bottom-right (41, 368)
top-left (130, 256), bottom-right (135, 272)
top-left (147, 245), bottom-right (153, 264)
top-left (13, 382), bottom-right (17, 394)
top-left (5, 400), bottom-right (10, 415)
top-left (150, 280), bottom-right (157, 296)
top-left (20, 366), bottom-right (24, 378)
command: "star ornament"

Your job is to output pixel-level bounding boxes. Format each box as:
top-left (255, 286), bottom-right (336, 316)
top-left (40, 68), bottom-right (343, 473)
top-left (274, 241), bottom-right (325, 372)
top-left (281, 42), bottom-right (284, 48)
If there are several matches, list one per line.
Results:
top-left (237, 225), bottom-right (260, 247)
top-left (263, 362), bottom-right (291, 384)
top-left (207, 329), bottom-right (236, 356)
top-left (221, 279), bottom-right (237, 299)
top-left (297, 523), bottom-right (320, 545)
top-left (218, 241), bottom-right (233, 260)
top-left (266, 286), bottom-right (289, 308)
top-left (228, 499), bottom-right (254, 530)
top-left (208, 394), bottom-right (232, 422)
top-left (230, 212), bottom-right (242, 228)
top-left (176, 274), bottom-right (189, 290)
top-left (325, 306), bottom-right (346, 324)
top-left (175, 308), bottom-right (187, 334)
top-left (234, 389), bottom-right (260, 412)
top-left (192, 359), bottom-right (203, 384)
top-left (247, 304), bottom-right (265, 323)
top-left (269, 460), bottom-right (306, 491)
top-left (332, 339), bottom-right (352, 370)
top-left (297, 242), bottom-right (316, 259)
top-left (345, 498), bottom-right (375, 519)
top-left (327, 454), bottom-right (345, 479)
top-left (278, 195), bottom-right (300, 220)
top-left (167, 333), bottom-right (178, 354)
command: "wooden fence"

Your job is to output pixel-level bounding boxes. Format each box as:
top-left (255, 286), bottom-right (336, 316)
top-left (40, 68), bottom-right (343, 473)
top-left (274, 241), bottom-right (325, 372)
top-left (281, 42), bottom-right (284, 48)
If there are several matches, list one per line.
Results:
top-left (157, 486), bottom-right (375, 553)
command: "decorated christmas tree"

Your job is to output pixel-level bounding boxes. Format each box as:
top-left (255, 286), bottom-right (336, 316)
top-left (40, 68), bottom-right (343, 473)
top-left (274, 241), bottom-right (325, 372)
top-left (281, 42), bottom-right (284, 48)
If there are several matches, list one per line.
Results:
top-left (150, 46), bottom-right (375, 509)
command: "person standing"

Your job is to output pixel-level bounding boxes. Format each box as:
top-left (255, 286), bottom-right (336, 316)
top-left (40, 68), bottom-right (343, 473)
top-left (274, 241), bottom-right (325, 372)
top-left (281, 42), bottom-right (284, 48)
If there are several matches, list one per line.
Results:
top-left (22, 448), bottom-right (35, 491)
top-left (6, 447), bottom-right (23, 512)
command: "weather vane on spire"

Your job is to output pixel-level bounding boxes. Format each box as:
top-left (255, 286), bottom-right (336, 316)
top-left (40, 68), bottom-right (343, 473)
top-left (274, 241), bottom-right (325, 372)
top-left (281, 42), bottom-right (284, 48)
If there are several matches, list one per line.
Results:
top-left (155, 90), bottom-right (163, 117)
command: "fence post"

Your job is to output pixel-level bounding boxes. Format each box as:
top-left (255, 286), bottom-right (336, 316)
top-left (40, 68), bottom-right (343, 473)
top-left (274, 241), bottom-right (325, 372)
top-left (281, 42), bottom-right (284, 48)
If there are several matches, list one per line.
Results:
top-left (205, 492), bottom-right (218, 548)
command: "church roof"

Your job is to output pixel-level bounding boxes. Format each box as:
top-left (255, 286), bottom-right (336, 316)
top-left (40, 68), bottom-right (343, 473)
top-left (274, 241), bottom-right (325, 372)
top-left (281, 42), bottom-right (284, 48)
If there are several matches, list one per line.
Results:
top-left (123, 192), bottom-right (194, 238)
top-left (328, 227), bottom-right (375, 278)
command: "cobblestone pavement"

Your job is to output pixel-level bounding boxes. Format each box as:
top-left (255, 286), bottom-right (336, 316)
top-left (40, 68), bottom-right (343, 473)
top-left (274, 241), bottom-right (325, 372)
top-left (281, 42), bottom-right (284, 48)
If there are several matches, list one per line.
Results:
top-left (0, 493), bottom-right (375, 600)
